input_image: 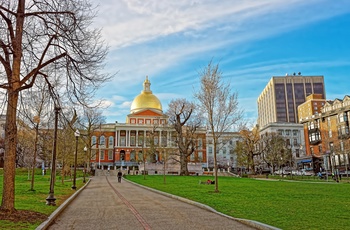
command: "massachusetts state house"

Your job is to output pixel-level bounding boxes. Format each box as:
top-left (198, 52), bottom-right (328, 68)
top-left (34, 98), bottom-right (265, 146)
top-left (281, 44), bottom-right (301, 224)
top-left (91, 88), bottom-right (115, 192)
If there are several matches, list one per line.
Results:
top-left (90, 77), bottom-right (239, 174)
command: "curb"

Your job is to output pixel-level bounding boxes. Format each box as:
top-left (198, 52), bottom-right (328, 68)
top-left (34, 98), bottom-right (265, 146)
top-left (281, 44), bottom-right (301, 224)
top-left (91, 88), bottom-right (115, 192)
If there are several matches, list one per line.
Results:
top-left (36, 179), bottom-right (91, 230)
top-left (125, 178), bottom-right (280, 230)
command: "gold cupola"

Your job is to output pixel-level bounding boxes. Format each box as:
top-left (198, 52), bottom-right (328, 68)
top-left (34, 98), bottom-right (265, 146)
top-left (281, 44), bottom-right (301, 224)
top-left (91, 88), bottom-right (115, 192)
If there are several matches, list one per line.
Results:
top-left (130, 76), bottom-right (162, 113)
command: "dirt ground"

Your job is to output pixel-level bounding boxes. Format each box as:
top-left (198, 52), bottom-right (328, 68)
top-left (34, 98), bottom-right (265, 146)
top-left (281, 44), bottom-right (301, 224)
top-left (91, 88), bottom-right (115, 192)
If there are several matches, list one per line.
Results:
top-left (0, 209), bottom-right (47, 223)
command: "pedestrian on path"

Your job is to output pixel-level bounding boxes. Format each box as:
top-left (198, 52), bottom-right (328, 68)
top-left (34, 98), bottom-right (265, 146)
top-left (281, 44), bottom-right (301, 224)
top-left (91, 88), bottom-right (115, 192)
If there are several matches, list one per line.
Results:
top-left (117, 171), bottom-right (123, 183)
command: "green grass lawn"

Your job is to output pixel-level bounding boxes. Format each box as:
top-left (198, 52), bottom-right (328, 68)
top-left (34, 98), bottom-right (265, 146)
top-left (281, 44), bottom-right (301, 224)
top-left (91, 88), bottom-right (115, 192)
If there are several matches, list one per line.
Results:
top-left (1, 169), bottom-right (348, 230)
top-left (0, 168), bottom-right (85, 230)
top-left (125, 175), bottom-right (350, 230)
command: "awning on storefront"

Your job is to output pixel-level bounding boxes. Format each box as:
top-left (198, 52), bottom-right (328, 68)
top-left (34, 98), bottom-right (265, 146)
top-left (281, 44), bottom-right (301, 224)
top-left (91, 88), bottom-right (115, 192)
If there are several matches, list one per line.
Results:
top-left (298, 159), bottom-right (312, 163)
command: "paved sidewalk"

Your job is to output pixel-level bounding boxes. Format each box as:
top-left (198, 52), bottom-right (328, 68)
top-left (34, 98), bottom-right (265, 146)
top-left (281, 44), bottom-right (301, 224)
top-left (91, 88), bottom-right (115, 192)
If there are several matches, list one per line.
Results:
top-left (40, 172), bottom-right (270, 230)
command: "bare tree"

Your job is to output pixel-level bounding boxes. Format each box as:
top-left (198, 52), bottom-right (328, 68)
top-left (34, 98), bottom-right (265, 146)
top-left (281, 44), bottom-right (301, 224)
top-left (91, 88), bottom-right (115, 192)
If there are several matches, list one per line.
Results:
top-left (194, 61), bottom-right (243, 192)
top-left (56, 110), bottom-right (78, 184)
top-left (78, 107), bottom-right (106, 173)
top-left (16, 122), bottom-right (35, 174)
top-left (234, 128), bottom-right (260, 174)
top-left (17, 80), bottom-right (51, 190)
top-left (261, 132), bottom-right (288, 174)
top-left (166, 99), bottom-right (201, 175)
top-left (0, 0), bottom-right (109, 212)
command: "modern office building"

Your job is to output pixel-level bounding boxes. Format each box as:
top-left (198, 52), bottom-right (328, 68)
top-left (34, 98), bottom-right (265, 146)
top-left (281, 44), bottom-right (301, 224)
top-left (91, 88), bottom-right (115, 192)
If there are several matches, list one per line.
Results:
top-left (257, 74), bottom-right (325, 129)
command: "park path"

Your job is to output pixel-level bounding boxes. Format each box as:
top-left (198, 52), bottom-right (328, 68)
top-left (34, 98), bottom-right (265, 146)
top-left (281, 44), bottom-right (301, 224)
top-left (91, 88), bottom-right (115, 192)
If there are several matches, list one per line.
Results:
top-left (47, 171), bottom-right (256, 230)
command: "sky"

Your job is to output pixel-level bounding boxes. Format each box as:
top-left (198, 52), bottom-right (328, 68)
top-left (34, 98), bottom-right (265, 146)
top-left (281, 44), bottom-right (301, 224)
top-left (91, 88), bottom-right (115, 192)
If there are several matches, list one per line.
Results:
top-left (91, 0), bottom-right (350, 124)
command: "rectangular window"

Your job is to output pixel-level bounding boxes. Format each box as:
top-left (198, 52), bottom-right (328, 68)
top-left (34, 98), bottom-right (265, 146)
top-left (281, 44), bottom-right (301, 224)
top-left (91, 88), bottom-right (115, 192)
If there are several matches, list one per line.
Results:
top-left (198, 139), bottom-right (203, 148)
top-left (108, 150), bottom-right (113, 160)
top-left (161, 135), bottom-right (167, 147)
top-left (138, 136), bottom-right (144, 146)
top-left (286, 139), bottom-right (290, 146)
top-left (120, 137), bottom-right (126, 146)
top-left (130, 136), bottom-right (135, 146)
top-left (190, 153), bottom-right (195, 161)
top-left (109, 136), bottom-right (114, 148)
top-left (198, 152), bottom-right (203, 161)
top-left (208, 146), bottom-right (213, 154)
top-left (340, 142), bottom-right (344, 151)
top-left (100, 150), bottom-right (104, 160)
top-left (91, 150), bottom-right (96, 159)
top-left (293, 139), bottom-right (298, 146)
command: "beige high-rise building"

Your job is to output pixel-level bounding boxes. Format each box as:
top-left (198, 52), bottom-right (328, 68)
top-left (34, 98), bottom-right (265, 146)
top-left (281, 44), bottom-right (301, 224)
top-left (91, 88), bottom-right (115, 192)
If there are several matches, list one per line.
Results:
top-left (257, 74), bottom-right (325, 129)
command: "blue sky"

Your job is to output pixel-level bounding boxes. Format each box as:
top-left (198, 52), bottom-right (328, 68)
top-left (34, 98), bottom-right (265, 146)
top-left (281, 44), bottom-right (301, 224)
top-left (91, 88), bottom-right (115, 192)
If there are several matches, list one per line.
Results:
top-left (91, 0), bottom-right (350, 124)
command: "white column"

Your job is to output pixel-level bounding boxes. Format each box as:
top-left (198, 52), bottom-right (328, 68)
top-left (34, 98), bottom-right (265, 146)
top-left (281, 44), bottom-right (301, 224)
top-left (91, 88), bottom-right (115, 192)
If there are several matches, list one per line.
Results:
top-left (159, 130), bottom-right (162, 147)
top-left (136, 130), bottom-right (139, 147)
top-left (126, 130), bottom-right (129, 147)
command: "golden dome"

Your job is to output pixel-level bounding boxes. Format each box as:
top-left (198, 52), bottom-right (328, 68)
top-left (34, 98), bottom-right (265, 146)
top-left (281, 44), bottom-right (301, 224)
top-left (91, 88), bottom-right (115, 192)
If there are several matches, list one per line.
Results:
top-left (130, 76), bottom-right (162, 113)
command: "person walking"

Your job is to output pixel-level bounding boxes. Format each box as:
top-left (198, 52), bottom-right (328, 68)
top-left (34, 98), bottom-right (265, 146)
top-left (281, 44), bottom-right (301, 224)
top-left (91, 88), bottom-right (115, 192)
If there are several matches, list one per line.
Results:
top-left (117, 171), bottom-right (123, 183)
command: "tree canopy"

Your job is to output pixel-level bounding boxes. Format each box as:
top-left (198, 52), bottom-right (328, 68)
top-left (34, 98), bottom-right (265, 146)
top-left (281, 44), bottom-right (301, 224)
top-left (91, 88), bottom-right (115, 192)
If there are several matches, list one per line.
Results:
top-left (0, 0), bottom-right (109, 212)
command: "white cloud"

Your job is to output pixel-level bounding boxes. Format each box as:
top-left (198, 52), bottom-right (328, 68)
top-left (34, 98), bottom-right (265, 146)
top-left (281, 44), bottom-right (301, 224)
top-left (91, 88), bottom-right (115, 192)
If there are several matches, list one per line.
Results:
top-left (91, 0), bottom-right (350, 122)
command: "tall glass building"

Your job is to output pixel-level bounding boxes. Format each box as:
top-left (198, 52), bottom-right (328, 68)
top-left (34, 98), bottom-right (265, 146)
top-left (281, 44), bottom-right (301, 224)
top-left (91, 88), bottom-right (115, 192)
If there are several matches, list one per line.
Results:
top-left (257, 74), bottom-right (325, 129)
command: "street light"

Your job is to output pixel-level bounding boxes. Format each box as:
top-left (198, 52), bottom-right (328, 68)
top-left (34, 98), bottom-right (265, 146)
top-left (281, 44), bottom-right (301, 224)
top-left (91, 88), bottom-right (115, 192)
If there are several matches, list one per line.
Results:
top-left (83, 146), bottom-right (87, 183)
top-left (332, 152), bottom-right (339, 183)
top-left (72, 129), bottom-right (80, 190)
top-left (287, 145), bottom-right (293, 179)
top-left (46, 106), bottom-right (60, 205)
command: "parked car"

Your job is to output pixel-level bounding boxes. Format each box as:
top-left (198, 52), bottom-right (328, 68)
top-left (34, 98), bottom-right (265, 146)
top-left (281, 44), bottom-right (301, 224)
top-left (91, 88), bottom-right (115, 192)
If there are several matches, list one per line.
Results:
top-left (292, 169), bottom-right (314, 176)
top-left (274, 169), bottom-right (290, 175)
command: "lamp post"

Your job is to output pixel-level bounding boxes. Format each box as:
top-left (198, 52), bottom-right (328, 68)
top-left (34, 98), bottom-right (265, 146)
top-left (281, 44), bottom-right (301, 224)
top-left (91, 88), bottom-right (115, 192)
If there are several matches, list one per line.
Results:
top-left (72, 129), bottom-right (80, 190)
top-left (83, 146), bottom-right (87, 183)
top-left (46, 106), bottom-right (60, 205)
top-left (332, 152), bottom-right (339, 183)
top-left (287, 145), bottom-right (293, 179)
top-left (30, 116), bottom-right (40, 191)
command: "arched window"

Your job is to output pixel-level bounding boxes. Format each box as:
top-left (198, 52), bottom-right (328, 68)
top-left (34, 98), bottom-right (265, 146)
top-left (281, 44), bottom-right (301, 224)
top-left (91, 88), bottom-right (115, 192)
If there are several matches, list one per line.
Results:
top-left (109, 136), bottom-right (114, 148)
top-left (100, 135), bottom-right (105, 146)
top-left (91, 136), bottom-right (97, 146)
top-left (130, 150), bottom-right (136, 161)
top-left (138, 151), bottom-right (143, 162)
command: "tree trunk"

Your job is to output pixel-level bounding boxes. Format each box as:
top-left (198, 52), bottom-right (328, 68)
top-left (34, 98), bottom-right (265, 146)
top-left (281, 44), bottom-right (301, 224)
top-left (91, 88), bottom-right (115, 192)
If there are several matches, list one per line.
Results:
top-left (1, 0), bottom-right (25, 212)
top-left (213, 139), bottom-right (219, 193)
top-left (250, 153), bottom-right (256, 174)
top-left (1, 90), bottom-right (19, 212)
top-left (179, 154), bottom-right (188, 176)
